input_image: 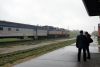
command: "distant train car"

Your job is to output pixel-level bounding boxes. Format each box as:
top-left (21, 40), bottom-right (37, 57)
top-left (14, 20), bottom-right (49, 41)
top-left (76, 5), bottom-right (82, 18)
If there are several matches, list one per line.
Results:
top-left (63, 29), bottom-right (69, 37)
top-left (43, 26), bottom-right (58, 38)
top-left (57, 28), bottom-right (63, 37)
top-left (62, 29), bottom-right (67, 37)
top-left (98, 23), bottom-right (100, 38)
top-left (43, 26), bottom-right (70, 38)
top-left (48, 29), bottom-right (58, 38)
top-left (36, 26), bottom-right (47, 39)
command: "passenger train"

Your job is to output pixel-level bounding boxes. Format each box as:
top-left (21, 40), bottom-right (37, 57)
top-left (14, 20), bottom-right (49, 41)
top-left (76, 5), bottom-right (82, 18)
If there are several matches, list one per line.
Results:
top-left (0, 20), bottom-right (70, 39)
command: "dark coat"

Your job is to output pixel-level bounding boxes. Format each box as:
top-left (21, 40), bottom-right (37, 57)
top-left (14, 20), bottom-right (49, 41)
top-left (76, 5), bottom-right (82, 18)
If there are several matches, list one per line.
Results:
top-left (86, 34), bottom-right (91, 43)
top-left (76, 34), bottom-right (87, 48)
top-left (86, 34), bottom-right (91, 46)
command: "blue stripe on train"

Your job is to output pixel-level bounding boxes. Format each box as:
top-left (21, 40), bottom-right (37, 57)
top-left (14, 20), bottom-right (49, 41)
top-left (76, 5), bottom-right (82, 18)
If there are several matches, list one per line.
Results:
top-left (0, 24), bottom-right (47, 30)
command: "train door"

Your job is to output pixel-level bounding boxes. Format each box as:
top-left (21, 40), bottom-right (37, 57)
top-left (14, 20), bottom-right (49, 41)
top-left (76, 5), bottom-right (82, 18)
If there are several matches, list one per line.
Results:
top-left (33, 28), bottom-right (37, 39)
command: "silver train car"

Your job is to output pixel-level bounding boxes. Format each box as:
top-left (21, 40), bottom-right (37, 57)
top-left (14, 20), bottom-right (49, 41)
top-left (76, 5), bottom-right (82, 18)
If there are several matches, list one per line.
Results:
top-left (0, 21), bottom-right (70, 39)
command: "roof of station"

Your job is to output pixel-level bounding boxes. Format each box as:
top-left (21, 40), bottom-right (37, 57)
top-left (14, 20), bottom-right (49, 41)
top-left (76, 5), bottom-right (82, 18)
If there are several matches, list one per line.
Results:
top-left (82, 0), bottom-right (100, 16)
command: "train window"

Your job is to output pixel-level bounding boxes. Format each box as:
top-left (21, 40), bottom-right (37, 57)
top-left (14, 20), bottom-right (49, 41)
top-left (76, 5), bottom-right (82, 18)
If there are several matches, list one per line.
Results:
top-left (16, 28), bottom-right (19, 31)
top-left (0, 27), bottom-right (3, 31)
top-left (8, 28), bottom-right (11, 31)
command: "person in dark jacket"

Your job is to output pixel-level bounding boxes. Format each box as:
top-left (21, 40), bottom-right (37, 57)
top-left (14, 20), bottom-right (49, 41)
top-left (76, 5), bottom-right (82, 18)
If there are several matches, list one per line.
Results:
top-left (76, 30), bottom-right (87, 62)
top-left (85, 32), bottom-right (91, 59)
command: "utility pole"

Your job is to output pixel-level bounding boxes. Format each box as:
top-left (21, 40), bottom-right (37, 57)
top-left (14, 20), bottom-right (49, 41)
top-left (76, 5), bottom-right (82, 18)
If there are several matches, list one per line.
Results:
top-left (94, 26), bottom-right (95, 38)
top-left (68, 26), bottom-right (69, 30)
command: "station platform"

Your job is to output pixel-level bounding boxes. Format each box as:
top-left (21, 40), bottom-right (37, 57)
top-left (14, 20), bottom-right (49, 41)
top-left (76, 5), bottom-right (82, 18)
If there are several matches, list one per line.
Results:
top-left (12, 38), bottom-right (100, 67)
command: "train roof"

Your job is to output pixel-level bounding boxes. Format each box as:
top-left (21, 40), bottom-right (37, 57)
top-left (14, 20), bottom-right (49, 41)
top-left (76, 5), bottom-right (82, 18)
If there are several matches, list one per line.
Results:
top-left (0, 20), bottom-right (37, 28)
top-left (0, 20), bottom-right (70, 30)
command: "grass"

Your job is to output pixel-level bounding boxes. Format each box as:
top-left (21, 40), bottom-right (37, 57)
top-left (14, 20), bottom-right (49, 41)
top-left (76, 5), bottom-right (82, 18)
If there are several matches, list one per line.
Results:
top-left (0, 38), bottom-right (32, 42)
top-left (0, 39), bottom-right (76, 67)
top-left (0, 37), bottom-right (72, 48)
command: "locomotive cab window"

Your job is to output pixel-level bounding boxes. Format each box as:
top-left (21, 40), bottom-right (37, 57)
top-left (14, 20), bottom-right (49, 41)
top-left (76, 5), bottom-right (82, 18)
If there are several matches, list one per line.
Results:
top-left (8, 28), bottom-right (11, 31)
top-left (16, 28), bottom-right (19, 31)
top-left (0, 27), bottom-right (3, 31)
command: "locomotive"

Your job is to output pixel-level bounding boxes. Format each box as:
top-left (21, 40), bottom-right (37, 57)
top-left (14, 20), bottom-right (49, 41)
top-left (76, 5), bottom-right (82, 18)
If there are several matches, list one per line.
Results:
top-left (0, 20), bottom-right (70, 39)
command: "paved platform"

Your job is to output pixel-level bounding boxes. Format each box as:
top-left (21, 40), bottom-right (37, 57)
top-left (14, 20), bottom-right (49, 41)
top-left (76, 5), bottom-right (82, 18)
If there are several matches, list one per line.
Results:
top-left (12, 38), bottom-right (100, 67)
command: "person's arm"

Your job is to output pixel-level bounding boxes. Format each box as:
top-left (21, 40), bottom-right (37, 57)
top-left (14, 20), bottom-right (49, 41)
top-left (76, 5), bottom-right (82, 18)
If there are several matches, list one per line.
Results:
top-left (76, 36), bottom-right (78, 48)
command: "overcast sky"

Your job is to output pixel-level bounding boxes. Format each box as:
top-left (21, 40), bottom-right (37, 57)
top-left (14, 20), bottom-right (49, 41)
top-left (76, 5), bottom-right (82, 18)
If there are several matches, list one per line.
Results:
top-left (0, 0), bottom-right (100, 33)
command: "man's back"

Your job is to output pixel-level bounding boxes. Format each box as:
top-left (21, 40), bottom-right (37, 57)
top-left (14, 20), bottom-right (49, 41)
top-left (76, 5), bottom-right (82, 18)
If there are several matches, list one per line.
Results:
top-left (76, 30), bottom-right (87, 62)
top-left (76, 34), bottom-right (87, 48)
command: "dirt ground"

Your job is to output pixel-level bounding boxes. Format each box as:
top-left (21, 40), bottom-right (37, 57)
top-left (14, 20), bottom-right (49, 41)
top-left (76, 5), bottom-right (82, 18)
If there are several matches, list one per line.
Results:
top-left (0, 38), bottom-right (75, 54)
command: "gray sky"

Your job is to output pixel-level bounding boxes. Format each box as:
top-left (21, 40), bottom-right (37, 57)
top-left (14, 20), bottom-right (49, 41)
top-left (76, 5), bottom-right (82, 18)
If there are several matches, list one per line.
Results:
top-left (0, 0), bottom-right (100, 33)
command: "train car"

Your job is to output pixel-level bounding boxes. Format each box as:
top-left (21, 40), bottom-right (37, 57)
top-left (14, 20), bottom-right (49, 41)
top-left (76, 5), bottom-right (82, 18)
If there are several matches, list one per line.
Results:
top-left (58, 28), bottom-right (66, 37)
top-left (48, 29), bottom-right (58, 38)
top-left (57, 28), bottom-right (62, 37)
top-left (98, 23), bottom-right (100, 38)
top-left (64, 29), bottom-right (70, 37)
top-left (0, 21), bottom-right (37, 39)
top-left (43, 26), bottom-right (59, 38)
top-left (61, 29), bottom-right (67, 37)
top-left (36, 26), bottom-right (47, 39)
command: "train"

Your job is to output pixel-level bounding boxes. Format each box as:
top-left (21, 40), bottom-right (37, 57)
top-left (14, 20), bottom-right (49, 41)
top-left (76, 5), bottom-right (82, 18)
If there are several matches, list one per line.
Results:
top-left (0, 20), bottom-right (70, 39)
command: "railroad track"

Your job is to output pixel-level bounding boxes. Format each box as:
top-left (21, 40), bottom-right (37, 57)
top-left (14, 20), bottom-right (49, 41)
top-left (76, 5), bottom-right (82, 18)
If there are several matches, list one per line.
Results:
top-left (0, 37), bottom-right (71, 46)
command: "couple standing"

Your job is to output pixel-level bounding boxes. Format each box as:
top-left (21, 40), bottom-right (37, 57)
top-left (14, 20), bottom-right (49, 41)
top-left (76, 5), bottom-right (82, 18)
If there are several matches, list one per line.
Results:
top-left (76, 30), bottom-right (91, 62)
